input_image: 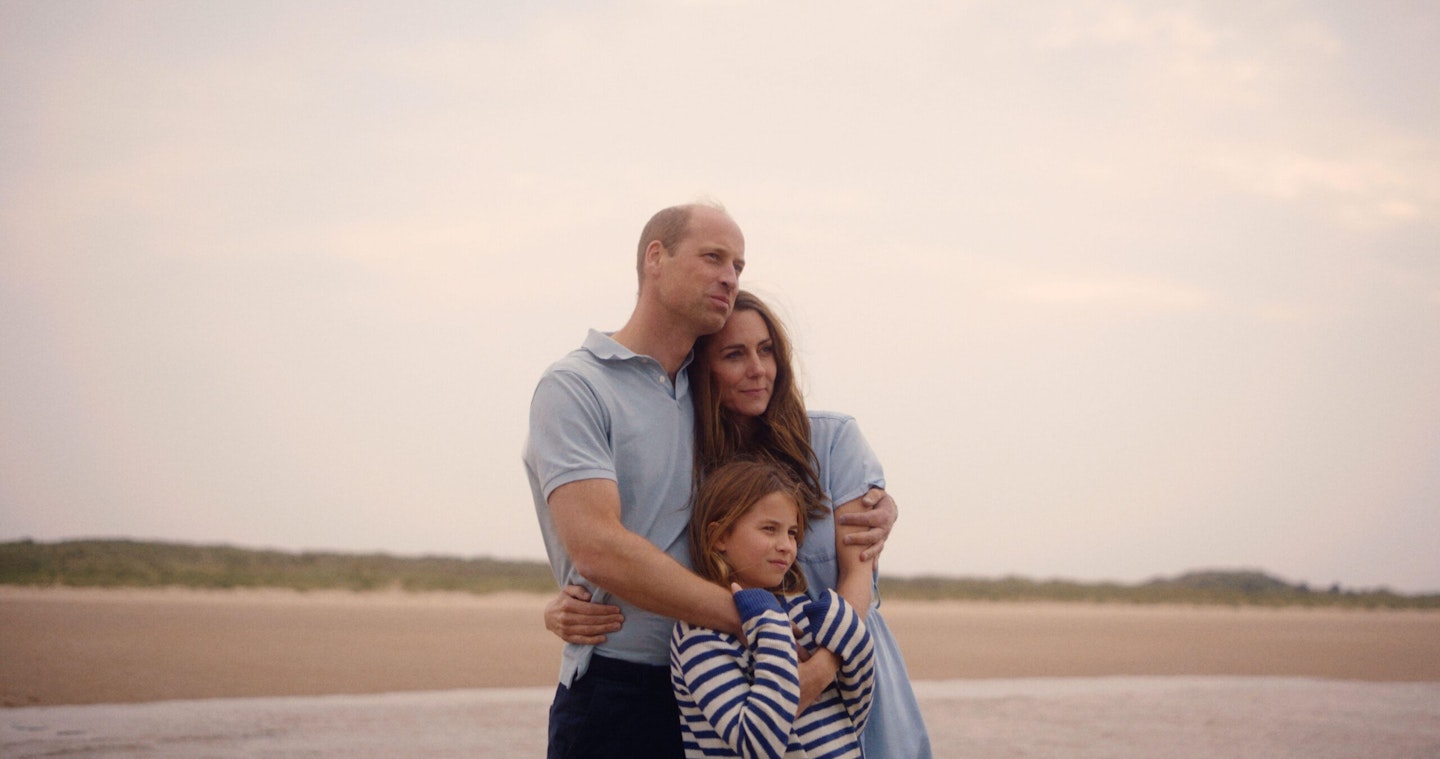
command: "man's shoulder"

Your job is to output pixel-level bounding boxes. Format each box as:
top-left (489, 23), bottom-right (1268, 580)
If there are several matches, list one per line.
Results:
top-left (538, 330), bottom-right (640, 381)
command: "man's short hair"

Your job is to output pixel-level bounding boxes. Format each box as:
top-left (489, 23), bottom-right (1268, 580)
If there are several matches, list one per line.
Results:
top-left (635, 205), bottom-right (694, 283)
top-left (634, 200), bottom-right (728, 284)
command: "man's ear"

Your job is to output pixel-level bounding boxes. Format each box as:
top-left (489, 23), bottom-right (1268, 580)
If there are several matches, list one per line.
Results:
top-left (642, 240), bottom-right (667, 278)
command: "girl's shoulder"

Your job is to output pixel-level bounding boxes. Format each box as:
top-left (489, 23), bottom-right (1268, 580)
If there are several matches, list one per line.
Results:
top-left (671, 620), bottom-right (745, 650)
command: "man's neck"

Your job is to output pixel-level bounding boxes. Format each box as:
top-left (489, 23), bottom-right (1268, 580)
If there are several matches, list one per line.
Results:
top-left (611, 315), bottom-right (698, 379)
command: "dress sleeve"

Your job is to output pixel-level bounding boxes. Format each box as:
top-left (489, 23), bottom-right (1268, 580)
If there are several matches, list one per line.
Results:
top-left (671, 589), bottom-right (800, 759)
top-left (802, 588), bottom-right (876, 733)
top-left (813, 413), bottom-right (886, 510)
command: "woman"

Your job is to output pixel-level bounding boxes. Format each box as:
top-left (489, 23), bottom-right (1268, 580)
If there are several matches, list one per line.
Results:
top-left (548, 291), bottom-right (933, 758)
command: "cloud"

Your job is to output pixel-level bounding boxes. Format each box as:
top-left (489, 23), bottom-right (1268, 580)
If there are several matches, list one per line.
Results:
top-left (1205, 142), bottom-right (1439, 228)
top-left (1011, 276), bottom-right (1210, 311)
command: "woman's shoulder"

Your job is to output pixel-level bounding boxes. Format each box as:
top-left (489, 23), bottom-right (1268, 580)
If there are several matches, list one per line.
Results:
top-left (806, 409), bottom-right (857, 425)
top-left (806, 409), bottom-right (859, 441)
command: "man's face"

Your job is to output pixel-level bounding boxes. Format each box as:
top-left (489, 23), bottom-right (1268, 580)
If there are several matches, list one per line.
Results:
top-left (654, 207), bottom-right (745, 335)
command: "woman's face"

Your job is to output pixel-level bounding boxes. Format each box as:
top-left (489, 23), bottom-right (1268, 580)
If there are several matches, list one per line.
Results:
top-left (706, 308), bottom-right (777, 420)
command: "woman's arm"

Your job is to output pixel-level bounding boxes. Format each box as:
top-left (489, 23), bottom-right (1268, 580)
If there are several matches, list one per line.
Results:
top-left (833, 496), bottom-right (877, 617)
top-left (836, 487), bottom-right (898, 563)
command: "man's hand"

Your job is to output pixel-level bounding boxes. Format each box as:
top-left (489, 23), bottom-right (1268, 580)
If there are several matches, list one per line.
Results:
top-left (544, 584), bottom-right (624, 645)
top-left (835, 487), bottom-right (897, 563)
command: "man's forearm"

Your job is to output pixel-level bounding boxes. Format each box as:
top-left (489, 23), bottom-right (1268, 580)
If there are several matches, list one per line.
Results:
top-left (572, 526), bottom-right (741, 637)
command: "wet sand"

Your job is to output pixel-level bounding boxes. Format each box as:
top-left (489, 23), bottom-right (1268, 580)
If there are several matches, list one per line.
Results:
top-left (5, 679), bottom-right (1440, 758)
top-left (4, 586), bottom-right (1439, 707)
top-left (4, 587), bottom-right (1440, 757)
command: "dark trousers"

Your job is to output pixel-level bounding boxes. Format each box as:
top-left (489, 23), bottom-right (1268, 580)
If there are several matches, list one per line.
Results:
top-left (547, 655), bottom-right (683, 759)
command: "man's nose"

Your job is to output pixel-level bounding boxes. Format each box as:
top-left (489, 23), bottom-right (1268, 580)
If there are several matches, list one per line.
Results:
top-left (720, 263), bottom-right (739, 291)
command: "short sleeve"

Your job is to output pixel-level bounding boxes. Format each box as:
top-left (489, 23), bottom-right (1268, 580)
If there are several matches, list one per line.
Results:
top-left (813, 413), bottom-right (885, 509)
top-left (526, 369), bottom-right (617, 500)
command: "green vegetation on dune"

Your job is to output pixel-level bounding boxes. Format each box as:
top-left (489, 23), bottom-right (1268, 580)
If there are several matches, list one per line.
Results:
top-left (877, 570), bottom-right (1440, 609)
top-left (0, 539), bottom-right (555, 594)
top-left (2, 539), bottom-right (1435, 608)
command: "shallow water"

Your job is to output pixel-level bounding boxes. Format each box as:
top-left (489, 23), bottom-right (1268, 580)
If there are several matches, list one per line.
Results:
top-left (3, 677), bottom-right (1438, 758)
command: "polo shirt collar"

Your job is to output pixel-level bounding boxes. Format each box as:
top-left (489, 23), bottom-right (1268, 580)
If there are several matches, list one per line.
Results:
top-left (582, 329), bottom-right (696, 376)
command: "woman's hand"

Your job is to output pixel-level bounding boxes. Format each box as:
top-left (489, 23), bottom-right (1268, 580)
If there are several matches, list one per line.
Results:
top-left (544, 584), bottom-right (624, 645)
top-left (836, 487), bottom-right (898, 563)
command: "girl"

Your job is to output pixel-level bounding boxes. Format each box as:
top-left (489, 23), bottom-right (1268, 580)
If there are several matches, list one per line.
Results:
top-left (670, 458), bottom-right (875, 759)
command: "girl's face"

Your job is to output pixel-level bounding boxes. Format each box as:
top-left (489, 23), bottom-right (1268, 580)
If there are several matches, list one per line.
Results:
top-left (705, 309), bottom-right (777, 420)
top-left (714, 491), bottom-right (800, 590)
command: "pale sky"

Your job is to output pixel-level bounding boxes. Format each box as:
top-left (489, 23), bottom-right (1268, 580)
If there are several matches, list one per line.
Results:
top-left (3, 1), bottom-right (1438, 592)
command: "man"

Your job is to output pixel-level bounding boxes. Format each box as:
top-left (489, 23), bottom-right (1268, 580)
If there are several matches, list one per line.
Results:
top-left (524, 202), bottom-right (893, 758)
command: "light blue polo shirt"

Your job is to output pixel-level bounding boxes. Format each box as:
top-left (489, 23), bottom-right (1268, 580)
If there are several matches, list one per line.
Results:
top-left (523, 330), bottom-right (696, 685)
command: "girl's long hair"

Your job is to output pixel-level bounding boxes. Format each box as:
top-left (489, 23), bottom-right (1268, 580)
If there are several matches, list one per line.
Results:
top-left (689, 458), bottom-right (814, 594)
top-left (690, 291), bottom-right (825, 519)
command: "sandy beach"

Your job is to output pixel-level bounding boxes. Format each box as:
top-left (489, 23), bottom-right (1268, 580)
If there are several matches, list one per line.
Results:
top-left (5, 588), bottom-right (1440, 757)
top-left (4, 585), bottom-right (1440, 707)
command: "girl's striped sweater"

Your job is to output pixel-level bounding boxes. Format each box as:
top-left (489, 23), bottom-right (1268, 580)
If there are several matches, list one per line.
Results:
top-left (670, 587), bottom-right (875, 759)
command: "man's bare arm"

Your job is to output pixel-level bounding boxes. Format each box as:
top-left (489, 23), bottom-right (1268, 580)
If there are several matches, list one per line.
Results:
top-left (549, 478), bottom-right (742, 637)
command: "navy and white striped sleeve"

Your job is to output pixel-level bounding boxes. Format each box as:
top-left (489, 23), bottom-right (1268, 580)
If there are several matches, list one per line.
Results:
top-left (803, 588), bottom-right (876, 733)
top-left (671, 589), bottom-right (800, 759)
